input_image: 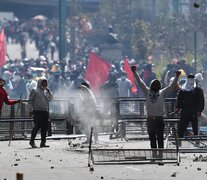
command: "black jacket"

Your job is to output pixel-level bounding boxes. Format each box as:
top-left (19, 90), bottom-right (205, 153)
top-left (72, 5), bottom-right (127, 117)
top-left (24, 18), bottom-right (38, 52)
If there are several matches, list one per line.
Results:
top-left (176, 87), bottom-right (205, 113)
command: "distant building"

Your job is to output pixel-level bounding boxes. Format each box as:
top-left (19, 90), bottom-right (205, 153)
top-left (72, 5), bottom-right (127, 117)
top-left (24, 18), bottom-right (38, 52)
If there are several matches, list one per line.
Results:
top-left (0, 0), bottom-right (101, 19)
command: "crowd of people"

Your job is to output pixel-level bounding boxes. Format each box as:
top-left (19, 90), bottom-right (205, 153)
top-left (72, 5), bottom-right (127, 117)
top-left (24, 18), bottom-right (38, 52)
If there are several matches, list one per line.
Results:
top-left (0, 17), bottom-right (207, 149)
top-left (1, 18), bottom-right (207, 99)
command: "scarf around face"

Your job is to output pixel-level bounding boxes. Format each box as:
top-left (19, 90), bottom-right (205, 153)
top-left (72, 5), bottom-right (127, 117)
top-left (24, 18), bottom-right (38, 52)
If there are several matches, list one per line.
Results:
top-left (181, 78), bottom-right (196, 91)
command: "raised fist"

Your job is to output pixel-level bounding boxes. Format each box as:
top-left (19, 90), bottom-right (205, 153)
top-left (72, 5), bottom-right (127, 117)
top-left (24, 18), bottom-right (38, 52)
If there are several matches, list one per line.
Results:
top-left (176, 70), bottom-right (181, 77)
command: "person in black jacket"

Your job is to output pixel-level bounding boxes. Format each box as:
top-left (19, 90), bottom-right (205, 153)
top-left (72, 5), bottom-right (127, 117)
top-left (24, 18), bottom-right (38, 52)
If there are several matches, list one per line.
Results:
top-left (176, 74), bottom-right (205, 139)
top-left (100, 72), bottom-right (119, 139)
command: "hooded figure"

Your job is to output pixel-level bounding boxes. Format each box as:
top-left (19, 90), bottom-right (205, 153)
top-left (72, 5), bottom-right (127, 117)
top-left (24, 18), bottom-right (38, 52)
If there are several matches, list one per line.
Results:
top-left (78, 82), bottom-right (99, 144)
top-left (28, 77), bottom-right (53, 148)
top-left (176, 74), bottom-right (205, 140)
top-left (131, 65), bottom-right (181, 157)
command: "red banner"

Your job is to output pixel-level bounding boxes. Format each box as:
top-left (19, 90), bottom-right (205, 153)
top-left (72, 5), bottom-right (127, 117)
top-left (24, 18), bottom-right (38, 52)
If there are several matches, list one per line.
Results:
top-left (84, 52), bottom-right (111, 95)
top-left (123, 58), bottom-right (137, 94)
top-left (0, 29), bottom-right (6, 67)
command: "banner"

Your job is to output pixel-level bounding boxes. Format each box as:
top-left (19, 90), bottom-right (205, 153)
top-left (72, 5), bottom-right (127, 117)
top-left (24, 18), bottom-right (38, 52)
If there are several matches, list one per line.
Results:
top-left (0, 29), bottom-right (6, 67)
top-left (123, 58), bottom-right (137, 94)
top-left (84, 52), bottom-right (111, 95)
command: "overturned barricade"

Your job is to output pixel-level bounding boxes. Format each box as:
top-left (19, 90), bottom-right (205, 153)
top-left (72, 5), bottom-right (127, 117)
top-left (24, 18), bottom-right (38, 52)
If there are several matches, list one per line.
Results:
top-left (88, 127), bottom-right (180, 166)
top-left (90, 148), bottom-right (180, 165)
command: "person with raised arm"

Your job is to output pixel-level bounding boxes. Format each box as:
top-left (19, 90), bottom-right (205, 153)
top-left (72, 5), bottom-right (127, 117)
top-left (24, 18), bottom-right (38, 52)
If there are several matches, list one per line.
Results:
top-left (131, 65), bottom-right (181, 159)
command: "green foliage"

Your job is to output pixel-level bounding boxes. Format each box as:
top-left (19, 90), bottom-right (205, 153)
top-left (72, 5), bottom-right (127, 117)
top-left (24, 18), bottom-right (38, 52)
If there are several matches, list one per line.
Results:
top-left (153, 56), bottom-right (169, 80)
top-left (75, 0), bottom-right (207, 72)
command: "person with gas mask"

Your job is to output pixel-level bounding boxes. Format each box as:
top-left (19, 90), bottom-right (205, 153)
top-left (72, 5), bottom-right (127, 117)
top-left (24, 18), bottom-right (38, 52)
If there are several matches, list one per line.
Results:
top-left (176, 74), bottom-right (205, 140)
top-left (28, 77), bottom-right (53, 148)
top-left (131, 65), bottom-right (181, 158)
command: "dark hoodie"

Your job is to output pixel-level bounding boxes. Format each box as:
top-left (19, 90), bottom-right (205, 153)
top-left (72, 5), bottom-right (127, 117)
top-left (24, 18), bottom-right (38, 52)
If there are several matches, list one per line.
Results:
top-left (28, 77), bottom-right (53, 112)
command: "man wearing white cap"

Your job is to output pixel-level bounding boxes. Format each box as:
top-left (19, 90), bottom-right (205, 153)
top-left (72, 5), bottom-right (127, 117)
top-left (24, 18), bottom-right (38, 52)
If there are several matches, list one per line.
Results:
top-left (176, 74), bottom-right (205, 140)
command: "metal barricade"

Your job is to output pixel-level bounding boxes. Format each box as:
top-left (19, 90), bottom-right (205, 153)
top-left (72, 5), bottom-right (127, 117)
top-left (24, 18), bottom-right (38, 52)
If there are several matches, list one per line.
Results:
top-left (110, 98), bottom-right (180, 140)
top-left (88, 127), bottom-right (180, 166)
top-left (0, 97), bottom-right (181, 141)
top-left (90, 148), bottom-right (180, 165)
top-left (0, 99), bottom-right (74, 140)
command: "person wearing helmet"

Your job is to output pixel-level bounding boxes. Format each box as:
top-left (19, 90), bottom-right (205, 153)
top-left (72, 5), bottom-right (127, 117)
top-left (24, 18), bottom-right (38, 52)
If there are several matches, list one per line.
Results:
top-left (0, 78), bottom-right (20, 117)
top-left (131, 65), bottom-right (181, 159)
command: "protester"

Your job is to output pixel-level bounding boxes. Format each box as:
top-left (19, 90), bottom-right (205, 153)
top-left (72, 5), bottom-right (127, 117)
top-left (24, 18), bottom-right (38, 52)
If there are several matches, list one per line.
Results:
top-left (116, 71), bottom-right (132, 97)
top-left (78, 81), bottom-right (99, 144)
top-left (100, 72), bottom-right (119, 139)
top-left (176, 74), bottom-right (205, 140)
top-left (25, 73), bottom-right (37, 99)
top-left (0, 78), bottom-right (20, 117)
top-left (116, 71), bottom-right (132, 117)
top-left (141, 64), bottom-right (157, 87)
top-left (12, 72), bottom-right (27, 99)
top-left (131, 65), bottom-right (181, 158)
top-left (28, 77), bottom-right (53, 148)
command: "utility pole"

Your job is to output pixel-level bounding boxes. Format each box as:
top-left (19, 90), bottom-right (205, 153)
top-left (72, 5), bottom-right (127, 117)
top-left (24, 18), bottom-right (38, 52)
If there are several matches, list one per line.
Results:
top-left (194, 31), bottom-right (197, 74)
top-left (70, 0), bottom-right (76, 63)
top-left (59, 0), bottom-right (66, 69)
top-left (152, 0), bottom-right (156, 19)
top-left (173, 0), bottom-right (179, 13)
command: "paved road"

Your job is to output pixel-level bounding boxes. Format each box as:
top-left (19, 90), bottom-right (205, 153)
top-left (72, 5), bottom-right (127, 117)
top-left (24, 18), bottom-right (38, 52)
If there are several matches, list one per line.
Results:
top-left (1, 136), bottom-right (207, 180)
top-left (6, 40), bottom-right (59, 61)
top-left (3, 39), bottom-right (207, 180)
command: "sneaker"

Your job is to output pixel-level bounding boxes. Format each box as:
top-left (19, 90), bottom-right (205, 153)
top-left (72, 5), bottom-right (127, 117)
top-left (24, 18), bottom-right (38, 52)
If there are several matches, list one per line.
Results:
top-left (40, 143), bottom-right (50, 148)
top-left (29, 141), bottom-right (37, 148)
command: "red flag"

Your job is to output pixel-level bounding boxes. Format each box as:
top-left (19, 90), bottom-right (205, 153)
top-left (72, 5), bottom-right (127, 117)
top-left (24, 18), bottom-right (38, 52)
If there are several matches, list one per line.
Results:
top-left (85, 52), bottom-right (111, 95)
top-left (0, 29), bottom-right (6, 67)
top-left (123, 58), bottom-right (137, 94)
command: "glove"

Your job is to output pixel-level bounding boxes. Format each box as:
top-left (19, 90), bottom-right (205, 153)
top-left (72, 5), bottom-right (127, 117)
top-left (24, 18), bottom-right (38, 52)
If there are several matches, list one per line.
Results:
top-left (131, 65), bottom-right (137, 73)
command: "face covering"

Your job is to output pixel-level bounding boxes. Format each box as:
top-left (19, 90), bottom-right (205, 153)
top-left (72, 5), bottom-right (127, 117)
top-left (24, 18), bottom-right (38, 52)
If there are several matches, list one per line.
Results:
top-left (121, 76), bottom-right (126, 80)
top-left (150, 80), bottom-right (161, 92)
top-left (182, 78), bottom-right (195, 91)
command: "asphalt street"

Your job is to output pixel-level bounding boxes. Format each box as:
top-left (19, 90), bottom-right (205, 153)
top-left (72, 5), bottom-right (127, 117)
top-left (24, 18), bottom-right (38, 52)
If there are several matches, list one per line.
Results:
top-left (1, 135), bottom-right (207, 180)
top-left (2, 36), bottom-right (207, 180)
